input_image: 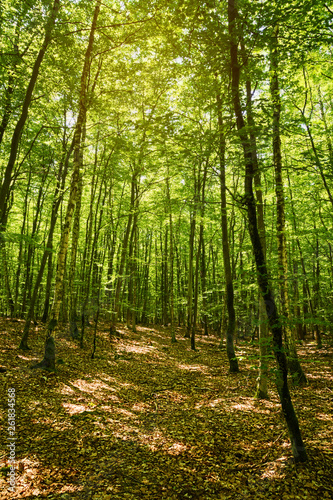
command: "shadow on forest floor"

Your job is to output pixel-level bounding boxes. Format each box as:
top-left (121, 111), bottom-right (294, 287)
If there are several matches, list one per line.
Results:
top-left (0, 318), bottom-right (333, 499)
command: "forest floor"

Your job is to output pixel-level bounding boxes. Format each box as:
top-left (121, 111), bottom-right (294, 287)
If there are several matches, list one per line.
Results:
top-left (0, 318), bottom-right (333, 500)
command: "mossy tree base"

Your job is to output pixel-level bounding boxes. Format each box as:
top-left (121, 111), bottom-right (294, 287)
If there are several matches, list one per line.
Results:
top-left (254, 388), bottom-right (269, 400)
top-left (19, 338), bottom-right (31, 351)
top-left (32, 335), bottom-right (56, 371)
top-left (288, 357), bottom-right (307, 386)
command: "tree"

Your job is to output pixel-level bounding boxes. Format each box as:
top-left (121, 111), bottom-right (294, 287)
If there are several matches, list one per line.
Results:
top-left (228, 0), bottom-right (307, 463)
top-left (0, 0), bottom-right (60, 230)
top-left (34, 0), bottom-right (101, 370)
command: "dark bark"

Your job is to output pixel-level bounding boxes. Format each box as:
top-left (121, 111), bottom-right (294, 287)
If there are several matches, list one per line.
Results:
top-left (185, 209), bottom-right (196, 339)
top-left (19, 137), bottom-right (73, 349)
top-left (216, 93), bottom-right (239, 372)
top-left (228, 0), bottom-right (307, 462)
top-left (270, 26), bottom-right (306, 385)
top-left (110, 173), bottom-right (136, 335)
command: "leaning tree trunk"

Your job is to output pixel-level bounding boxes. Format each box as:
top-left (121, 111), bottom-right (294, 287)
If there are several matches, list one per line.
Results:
top-left (228, 0), bottom-right (307, 463)
top-left (21, 166), bottom-right (50, 316)
top-left (270, 26), bottom-right (307, 385)
top-left (241, 68), bottom-right (270, 397)
top-left (34, 0), bottom-right (101, 371)
top-left (0, 0), bottom-right (60, 228)
top-left (216, 93), bottom-right (239, 373)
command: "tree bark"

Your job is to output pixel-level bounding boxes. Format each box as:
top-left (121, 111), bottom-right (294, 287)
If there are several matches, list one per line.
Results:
top-left (110, 172), bottom-right (136, 335)
top-left (216, 93), bottom-right (239, 372)
top-left (166, 174), bottom-right (176, 343)
top-left (35, 0), bottom-right (101, 370)
top-left (270, 26), bottom-right (307, 385)
top-left (228, 0), bottom-right (307, 462)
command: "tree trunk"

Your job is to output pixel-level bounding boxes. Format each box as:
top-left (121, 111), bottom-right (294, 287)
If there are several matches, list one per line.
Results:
top-left (68, 124), bottom-right (86, 338)
top-left (166, 174), bottom-right (176, 343)
top-left (185, 208), bottom-right (195, 339)
top-left (20, 122), bottom-right (73, 348)
top-left (21, 166), bottom-right (50, 315)
top-left (35, 0), bottom-right (101, 370)
top-left (199, 163), bottom-right (208, 337)
top-left (216, 93), bottom-right (239, 373)
top-left (237, 53), bottom-right (270, 396)
top-left (228, 0), bottom-right (307, 462)
top-left (270, 26), bottom-right (306, 386)
top-left (110, 172), bottom-right (136, 334)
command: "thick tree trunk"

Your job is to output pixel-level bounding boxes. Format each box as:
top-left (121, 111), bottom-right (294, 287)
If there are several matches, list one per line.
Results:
top-left (228, 0), bottom-right (307, 462)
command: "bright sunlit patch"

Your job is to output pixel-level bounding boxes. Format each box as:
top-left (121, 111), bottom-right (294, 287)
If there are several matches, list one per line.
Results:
top-left (230, 401), bottom-right (255, 412)
top-left (316, 413), bottom-right (332, 421)
top-left (168, 441), bottom-right (188, 455)
top-left (62, 403), bottom-right (90, 415)
top-left (177, 364), bottom-right (207, 373)
top-left (60, 384), bottom-right (75, 395)
top-left (113, 408), bottom-right (137, 418)
top-left (122, 344), bottom-right (155, 354)
top-left (132, 402), bottom-right (151, 412)
top-left (207, 398), bottom-right (225, 408)
top-left (261, 456), bottom-right (288, 481)
top-left (71, 378), bottom-right (116, 394)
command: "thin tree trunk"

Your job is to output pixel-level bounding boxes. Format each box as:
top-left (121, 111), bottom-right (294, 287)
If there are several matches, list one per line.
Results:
top-left (216, 93), bottom-right (239, 372)
top-left (186, 196), bottom-right (196, 339)
top-left (68, 125), bottom-right (86, 337)
top-left (200, 164), bottom-right (209, 336)
top-left (186, 216), bottom-right (195, 338)
top-left (68, 174), bottom-right (84, 338)
top-left (14, 172), bottom-right (31, 317)
top-left (19, 127), bottom-right (73, 348)
top-left (110, 172), bottom-right (136, 335)
top-left (287, 174), bottom-right (321, 347)
top-left (0, 238), bottom-right (14, 316)
top-left (21, 166), bottom-right (50, 315)
top-left (239, 56), bottom-right (270, 396)
top-left (166, 175), bottom-right (176, 343)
